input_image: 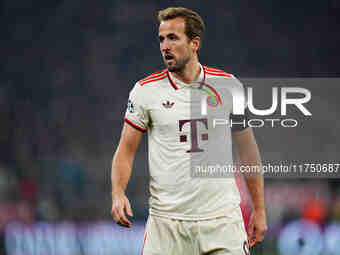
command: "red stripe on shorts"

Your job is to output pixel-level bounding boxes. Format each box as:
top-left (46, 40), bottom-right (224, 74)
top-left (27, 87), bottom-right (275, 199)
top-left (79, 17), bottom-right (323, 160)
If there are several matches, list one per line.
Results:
top-left (141, 232), bottom-right (147, 255)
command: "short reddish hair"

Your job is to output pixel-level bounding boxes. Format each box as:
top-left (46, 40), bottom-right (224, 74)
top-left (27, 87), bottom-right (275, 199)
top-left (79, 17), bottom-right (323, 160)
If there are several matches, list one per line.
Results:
top-left (158, 7), bottom-right (205, 48)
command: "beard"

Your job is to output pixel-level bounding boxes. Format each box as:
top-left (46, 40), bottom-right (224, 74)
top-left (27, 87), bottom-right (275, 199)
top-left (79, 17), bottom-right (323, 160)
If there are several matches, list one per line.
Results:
top-left (164, 55), bottom-right (190, 72)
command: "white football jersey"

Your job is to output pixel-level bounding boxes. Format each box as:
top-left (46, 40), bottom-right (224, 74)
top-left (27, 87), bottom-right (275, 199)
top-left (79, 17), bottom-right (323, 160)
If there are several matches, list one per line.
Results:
top-left (124, 64), bottom-right (246, 220)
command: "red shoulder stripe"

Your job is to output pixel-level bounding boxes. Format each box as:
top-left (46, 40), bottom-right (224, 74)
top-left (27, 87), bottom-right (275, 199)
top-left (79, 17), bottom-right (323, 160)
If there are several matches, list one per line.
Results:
top-left (205, 71), bottom-right (233, 78)
top-left (140, 73), bottom-right (167, 86)
top-left (141, 70), bottom-right (167, 82)
top-left (204, 66), bottom-right (233, 77)
top-left (141, 71), bottom-right (167, 83)
top-left (203, 66), bottom-right (225, 73)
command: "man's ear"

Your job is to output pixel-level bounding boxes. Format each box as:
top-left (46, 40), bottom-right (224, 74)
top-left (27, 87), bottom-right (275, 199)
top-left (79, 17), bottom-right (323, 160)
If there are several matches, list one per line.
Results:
top-left (191, 36), bottom-right (201, 52)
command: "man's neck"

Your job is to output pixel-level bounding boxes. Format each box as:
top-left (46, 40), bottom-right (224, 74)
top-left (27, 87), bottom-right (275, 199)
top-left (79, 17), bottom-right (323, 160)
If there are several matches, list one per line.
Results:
top-left (171, 57), bottom-right (201, 85)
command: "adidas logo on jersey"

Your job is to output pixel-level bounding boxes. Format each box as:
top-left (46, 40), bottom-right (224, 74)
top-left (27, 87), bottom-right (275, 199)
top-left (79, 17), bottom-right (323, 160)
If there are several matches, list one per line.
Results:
top-left (162, 101), bottom-right (175, 108)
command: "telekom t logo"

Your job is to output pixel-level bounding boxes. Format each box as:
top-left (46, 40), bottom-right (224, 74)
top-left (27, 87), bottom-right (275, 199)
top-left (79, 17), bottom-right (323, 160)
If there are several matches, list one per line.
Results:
top-left (179, 118), bottom-right (208, 153)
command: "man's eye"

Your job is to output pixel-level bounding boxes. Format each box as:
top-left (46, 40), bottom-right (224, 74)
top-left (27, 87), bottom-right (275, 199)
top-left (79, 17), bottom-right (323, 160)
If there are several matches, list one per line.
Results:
top-left (168, 34), bottom-right (178, 40)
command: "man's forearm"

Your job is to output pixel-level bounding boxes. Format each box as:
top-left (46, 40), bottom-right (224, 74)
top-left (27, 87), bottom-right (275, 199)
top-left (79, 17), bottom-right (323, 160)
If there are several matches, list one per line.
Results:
top-left (244, 174), bottom-right (265, 211)
top-left (234, 128), bottom-right (265, 212)
top-left (111, 124), bottom-right (142, 227)
top-left (111, 124), bottom-right (143, 196)
top-left (240, 147), bottom-right (265, 211)
top-left (111, 151), bottom-right (134, 194)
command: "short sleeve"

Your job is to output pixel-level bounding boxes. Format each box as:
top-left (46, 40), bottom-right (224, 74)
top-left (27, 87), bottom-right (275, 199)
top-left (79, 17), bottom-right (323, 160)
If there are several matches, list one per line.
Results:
top-left (229, 76), bottom-right (249, 132)
top-left (230, 108), bottom-right (250, 132)
top-left (124, 83), bottom-right (149, 133)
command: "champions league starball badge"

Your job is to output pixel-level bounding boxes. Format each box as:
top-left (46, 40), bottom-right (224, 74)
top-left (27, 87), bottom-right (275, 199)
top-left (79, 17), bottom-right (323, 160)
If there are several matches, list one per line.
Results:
top-left (127, 99), bottom-right (134, 113)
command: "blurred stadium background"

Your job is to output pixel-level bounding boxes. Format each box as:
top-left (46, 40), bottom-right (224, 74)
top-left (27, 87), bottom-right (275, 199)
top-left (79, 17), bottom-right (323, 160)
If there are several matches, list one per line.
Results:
top-left (1, 0), bottom-right (339, 254)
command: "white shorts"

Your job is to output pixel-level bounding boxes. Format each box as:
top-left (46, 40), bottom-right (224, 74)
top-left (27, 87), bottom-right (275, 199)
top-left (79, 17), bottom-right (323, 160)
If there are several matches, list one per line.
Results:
top-left (141, 208), bottom-right (250, 255)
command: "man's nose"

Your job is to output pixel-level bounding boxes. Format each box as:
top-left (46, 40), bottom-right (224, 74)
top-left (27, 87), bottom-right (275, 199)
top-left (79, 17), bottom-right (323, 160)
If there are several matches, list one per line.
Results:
top-left (161, 40), bottom-right (170, 52)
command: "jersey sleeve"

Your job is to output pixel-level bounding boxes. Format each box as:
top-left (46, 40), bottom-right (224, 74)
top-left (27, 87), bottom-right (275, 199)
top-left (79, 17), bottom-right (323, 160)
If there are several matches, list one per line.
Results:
top-left (124, 83), bottom-right (149, 133)
top-left (229, 76), bottom-right (249, 132)
top-left (230, 108), bottom-right (250, 132)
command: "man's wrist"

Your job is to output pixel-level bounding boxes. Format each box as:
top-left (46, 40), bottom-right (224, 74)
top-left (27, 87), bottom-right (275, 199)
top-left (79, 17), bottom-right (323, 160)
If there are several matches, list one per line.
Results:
top-left (253, 206), bottom-right (266, 214)
top-left (112, 186), bottom-right (125, 197)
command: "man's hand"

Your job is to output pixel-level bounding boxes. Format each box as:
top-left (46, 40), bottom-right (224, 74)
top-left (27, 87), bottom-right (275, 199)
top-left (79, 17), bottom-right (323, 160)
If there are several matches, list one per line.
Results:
top-left (247, 209), bottom-right (267, 247)
top-left (111, 191), bottom-right (134, 228)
